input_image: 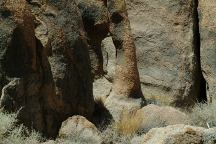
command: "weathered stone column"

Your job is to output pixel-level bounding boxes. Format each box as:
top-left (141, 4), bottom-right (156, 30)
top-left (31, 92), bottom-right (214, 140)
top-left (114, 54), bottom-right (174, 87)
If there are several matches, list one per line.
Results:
top-left (105, 0), bottom-right (145, 120)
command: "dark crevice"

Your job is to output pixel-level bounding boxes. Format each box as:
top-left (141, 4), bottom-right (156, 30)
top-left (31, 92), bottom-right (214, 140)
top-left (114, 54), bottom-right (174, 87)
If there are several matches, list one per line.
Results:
top-left (111, 12), bottom-right (124, 24)
top-left (194, 0), bottom-right (207, 103)
top-left (92, 100), bottom-right (112, 129)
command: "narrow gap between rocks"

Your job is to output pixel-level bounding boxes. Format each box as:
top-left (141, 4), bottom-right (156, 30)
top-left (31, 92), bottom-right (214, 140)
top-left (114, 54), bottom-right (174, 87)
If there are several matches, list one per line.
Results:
top-left (194, 0), bottom-right (207, 102)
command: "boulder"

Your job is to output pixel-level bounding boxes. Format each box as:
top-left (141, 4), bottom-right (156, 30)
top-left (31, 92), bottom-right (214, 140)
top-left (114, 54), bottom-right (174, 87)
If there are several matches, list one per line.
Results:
top-left (136, 104), bottom-right (190, 132)
top-left (198, 0), bottom-right (216, 102)
top-left (126, 0), bottom-right (206, 106)
top-left (58, 116), bottom-right (102, 144)
top-left (140, 124), bottom-right (216, 144)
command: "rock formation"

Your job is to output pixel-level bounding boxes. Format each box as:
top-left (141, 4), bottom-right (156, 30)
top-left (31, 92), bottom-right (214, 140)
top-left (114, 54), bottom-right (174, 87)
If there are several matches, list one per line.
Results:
top-left (0, 0), bottom-right (58, 137)
top-left (76, 0), bottom-right (109, 77)
top-left (199, 0), bottom-right (216, 102)
top-left (76, 0), bottom-right (145, 120)
top-left (136, 104), bottom-right (190, 132)
top-left (0, 0), bottom-right (94, 138)
top-left (124, 0), bottom-right (207, 107)
top-left (58, 115), bottom-right (102, 144)
top-left (1, 0), bottom-right (216, 142)
top-left (137, 124), bottom-right (216, 144)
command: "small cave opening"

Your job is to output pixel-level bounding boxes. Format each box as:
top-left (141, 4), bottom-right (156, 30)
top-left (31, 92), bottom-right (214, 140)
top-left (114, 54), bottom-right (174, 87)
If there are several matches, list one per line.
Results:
top-left (194, 0), bottom-right (207, 103)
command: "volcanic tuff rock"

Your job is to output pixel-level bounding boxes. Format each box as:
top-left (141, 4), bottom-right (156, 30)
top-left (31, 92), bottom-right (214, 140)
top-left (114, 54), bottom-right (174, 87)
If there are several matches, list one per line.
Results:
top-left (126, 0), bottom-right (206, 106)
top-left (199, 0), bottom-right (216, 102)
top-left (0, 0), bottom-right (94, 137)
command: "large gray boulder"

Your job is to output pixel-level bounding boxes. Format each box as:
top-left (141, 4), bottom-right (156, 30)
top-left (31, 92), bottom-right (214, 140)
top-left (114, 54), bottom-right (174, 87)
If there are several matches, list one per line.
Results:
top-left (126, 0), bottom-right (206, 106)
top-left (139, 125), bottom-right (216, 144)
top-left (136, 104), bottom-right (190, 133)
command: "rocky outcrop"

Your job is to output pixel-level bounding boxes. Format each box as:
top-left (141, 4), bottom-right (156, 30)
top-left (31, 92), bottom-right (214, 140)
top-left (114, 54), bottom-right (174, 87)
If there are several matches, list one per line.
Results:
top-left (76, 0), bottom-right (109, 77)
top-left (104, 0), bottom-right (145, 120)
top-left (126, 0), bottom-right (206, 106)
top-left (58, 116), bottom-right (102, 144)
top-left (0, 0), bottom-right (57, 137)
top-left (43, 0), bottom-right (94, 121)
top-left (77, 0), bottom-right (145, 120)
top-left (198, 0), bottom-right (216, 102)
top-left (0, 0), bottom-right (94, 138)
top-left (139, 125), bottom-right (216, 144)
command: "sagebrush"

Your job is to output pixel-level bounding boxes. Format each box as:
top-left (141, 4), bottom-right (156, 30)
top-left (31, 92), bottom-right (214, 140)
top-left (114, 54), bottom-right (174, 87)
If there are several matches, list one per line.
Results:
top-left (0, 111), bottom-right (41, 144)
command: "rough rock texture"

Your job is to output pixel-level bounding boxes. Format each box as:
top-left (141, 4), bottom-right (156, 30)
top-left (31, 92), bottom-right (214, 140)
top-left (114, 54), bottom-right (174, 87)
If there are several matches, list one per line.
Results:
top-left (0, 0), bottom-right (57, 137)
top-left (92, 37), bottom-right (116, 103)
top-left (77, 0), bottom-right (145, 120)
top-left (140, 124), bottom-right (216, 144)
top-left (43, 0), bottom-right (94, 121)
top-left (102, 37), bottom-right (117, 81)
top-left (136, 104), bottom-right (190, 132)
top-left (126, 0), bottom-right (206, 106)
top-left (104, 0), bottom-right (145, 120)
top-left (76, 0), bottom-right (109, 77)
top-left (199, 0), bottom-right (216, 102)
top-left (0, 0), bottom-right (94, 138)
top-left (58, 116), bottom-right (102, 144)
top-left (106, 0), bottom-right (144, 100)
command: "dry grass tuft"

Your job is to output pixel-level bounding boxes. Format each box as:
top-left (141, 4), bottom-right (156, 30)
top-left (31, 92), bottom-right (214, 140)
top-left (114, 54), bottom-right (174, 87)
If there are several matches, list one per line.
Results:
top-left (100, 109), bottom-right (143, 144)
top-left (115, 110), bottom-right (143, 136)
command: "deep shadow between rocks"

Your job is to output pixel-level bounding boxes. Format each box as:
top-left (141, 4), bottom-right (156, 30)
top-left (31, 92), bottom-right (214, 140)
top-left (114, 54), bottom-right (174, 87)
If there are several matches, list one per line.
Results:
top-left (92, 100), bottom-right (113, 130)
